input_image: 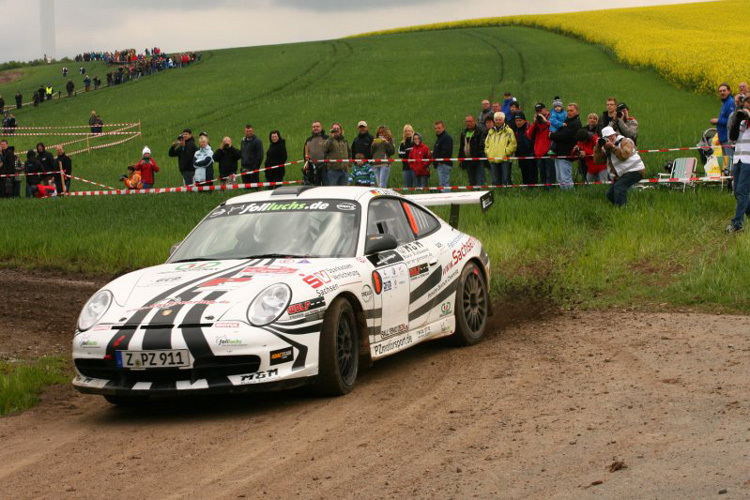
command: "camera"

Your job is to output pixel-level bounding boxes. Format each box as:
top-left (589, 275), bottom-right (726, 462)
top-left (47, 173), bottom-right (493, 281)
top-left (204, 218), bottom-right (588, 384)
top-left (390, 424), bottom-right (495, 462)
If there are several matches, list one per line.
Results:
top-left (176, 135), bottom-right (183, 140)
top-left (535, 113), bottom-right (545, 124)
top-left (616, 103), bottom-right (628, 118)
top-left (597, 138), bottom-right (606, 147)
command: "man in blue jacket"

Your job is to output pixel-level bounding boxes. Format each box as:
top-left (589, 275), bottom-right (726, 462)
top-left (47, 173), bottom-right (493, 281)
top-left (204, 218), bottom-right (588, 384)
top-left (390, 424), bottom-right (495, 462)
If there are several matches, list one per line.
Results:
top-left (711, 83), bottom-right (736, 165)
top-left (432, 121), bottom-right (453, 188)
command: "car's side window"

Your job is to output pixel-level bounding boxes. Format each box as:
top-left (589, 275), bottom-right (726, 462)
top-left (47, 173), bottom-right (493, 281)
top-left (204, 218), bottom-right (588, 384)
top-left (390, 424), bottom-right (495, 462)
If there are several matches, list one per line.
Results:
top-left (401, 201), bottom-right (441, 239)
top-left (367, 198), bottom-right (415, 245)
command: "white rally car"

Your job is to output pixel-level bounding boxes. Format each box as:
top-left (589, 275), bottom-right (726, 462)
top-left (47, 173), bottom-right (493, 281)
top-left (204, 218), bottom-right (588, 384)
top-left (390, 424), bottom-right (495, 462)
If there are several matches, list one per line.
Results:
top-left (73, 186), bottom-right (493, 404)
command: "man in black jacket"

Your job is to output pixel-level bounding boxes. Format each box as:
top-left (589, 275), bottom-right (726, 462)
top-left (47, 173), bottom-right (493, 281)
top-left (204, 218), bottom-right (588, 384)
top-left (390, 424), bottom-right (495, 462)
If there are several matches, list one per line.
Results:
top-left (433, 120), bottom-right (454, 188)
top-left (66, 80), bottom-right (75, 97)
top-left (240, 125), bottom-right (264, 184)
top-left (24, 150), bottom-right (42, 197)
top-left (213, 136), bottom-right (242, 185)
top-left (36, 142), bottom-right (55, 174)
top-left (15, 91), bottom-right (22, 109)
top-left (168, 129), bottom-right (198, 185)
top-left (0, 96), bottom-right (4, 113)
top-left (0, 140), bottom-right (15, 198)
top-left (458, 115), bottom-right (486, 186)
top-left (351, 121), bottom-right (373, 159)
top-left (54, 146), bottom-right (72, 194)
top-left (549, 103), bottom-right (582, 190)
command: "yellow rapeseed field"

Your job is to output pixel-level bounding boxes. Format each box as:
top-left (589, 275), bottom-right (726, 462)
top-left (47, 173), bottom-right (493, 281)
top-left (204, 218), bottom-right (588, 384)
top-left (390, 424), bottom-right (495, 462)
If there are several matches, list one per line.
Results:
top-left (354, 0), bottom-right (747, 94)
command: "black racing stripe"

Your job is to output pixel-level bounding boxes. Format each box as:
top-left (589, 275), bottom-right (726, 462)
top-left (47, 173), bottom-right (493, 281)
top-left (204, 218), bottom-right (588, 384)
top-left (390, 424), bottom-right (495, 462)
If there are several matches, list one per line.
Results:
top-left (141, 290), bottom-right (201, 350)
top-left (105, 260), bottom-right (258, 357)
top-left (408, 278), bottom-right (459, 322)
top-left (409, 266), bottom-right (443, 304)
top-left (181, 290), bottom-right (225, 360)
top-left (261, 328), bottom-right (309, 370)
top-left (149, 381), bottom-right (177, 391)
top-left (364, 308), bottom-right (383, 320)
top-left (267, 322), bottom-right (322, 336)
top-left (367, 325), bottom-right (380, 337)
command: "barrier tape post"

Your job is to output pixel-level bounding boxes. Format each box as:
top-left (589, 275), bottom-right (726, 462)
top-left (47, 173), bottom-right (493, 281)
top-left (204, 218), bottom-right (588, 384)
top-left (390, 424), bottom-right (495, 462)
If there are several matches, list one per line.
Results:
top-left (86, 134), bottom-right (90, 154)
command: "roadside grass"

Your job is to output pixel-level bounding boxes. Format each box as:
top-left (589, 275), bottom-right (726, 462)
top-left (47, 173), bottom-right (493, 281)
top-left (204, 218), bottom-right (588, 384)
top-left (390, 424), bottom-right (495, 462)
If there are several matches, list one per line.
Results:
top-left (0, 356), bottom-right (70, 416)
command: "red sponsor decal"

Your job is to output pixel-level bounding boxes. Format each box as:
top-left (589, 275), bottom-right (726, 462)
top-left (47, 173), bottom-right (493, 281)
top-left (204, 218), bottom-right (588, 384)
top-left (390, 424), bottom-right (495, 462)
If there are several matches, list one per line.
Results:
top-left (242, 266), bottom-right (297, 275)
top-left (288, 301), bottom-right (311, 314)
top-left (301, 270), bottom-right (332, 289)
top-left (199, 277), bottom-right (252, 288)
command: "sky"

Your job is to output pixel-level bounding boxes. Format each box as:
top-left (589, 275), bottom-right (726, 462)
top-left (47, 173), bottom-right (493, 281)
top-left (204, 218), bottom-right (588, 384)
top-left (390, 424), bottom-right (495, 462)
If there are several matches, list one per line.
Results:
top-left (0, 0), bottom-right (711, 63)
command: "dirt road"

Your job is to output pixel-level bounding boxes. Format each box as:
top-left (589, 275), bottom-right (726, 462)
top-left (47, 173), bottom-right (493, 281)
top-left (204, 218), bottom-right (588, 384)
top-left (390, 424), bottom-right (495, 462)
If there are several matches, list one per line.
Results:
top-left (1, 271), bottom-right (749, 498)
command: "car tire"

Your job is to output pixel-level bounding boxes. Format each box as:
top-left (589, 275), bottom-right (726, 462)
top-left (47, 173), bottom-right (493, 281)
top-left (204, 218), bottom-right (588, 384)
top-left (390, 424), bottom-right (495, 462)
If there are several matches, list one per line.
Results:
top-left (104, 394), bottom-right (149, 406)
top-left (313, 297), bottom-right (359, 396)
top-left (450, 262), bottom-right (489, 346)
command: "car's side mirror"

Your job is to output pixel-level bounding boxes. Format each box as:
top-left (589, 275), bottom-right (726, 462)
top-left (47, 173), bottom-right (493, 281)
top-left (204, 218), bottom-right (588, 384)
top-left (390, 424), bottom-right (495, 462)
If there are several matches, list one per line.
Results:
top-left (169, 242), bottom-right (181, 257)
top-left (365, 234), bottom-right (398, 255)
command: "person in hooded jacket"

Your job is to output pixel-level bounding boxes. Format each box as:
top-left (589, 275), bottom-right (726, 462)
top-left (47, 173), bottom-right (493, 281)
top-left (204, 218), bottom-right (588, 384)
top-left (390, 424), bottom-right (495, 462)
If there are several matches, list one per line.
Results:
top-left (370, 125), bottom-right (395, 188)
top-left (408, 133), bottom-right (432, 188)
top-left (398, 124), bottom-right (415, 188)
top-left (265, 130), bottom-right (287, 184)
top-left (134, 146), bottom-right (159, 189)
top-left (213, 136), bottom-right (242, 185)
top-left (324, 123), bottom-right (351, 186)
top-left (24, 150), bottom-right (43, 198)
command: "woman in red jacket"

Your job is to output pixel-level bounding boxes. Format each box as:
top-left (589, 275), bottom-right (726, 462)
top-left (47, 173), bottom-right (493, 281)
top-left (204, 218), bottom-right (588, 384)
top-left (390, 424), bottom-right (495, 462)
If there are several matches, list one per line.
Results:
top-left (134, 146), bottom-right (159, 189)
top-left (408, 133), bottom-right (431, 188)
top-left (526, 103), bottom-right (554, 185)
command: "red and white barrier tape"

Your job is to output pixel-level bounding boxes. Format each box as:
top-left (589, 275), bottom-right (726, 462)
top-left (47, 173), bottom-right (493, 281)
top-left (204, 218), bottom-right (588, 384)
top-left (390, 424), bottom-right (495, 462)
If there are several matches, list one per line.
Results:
top-left (65, 180), bottom-right (301, 197)
top-left (391, 176), bottom-right (731, 191)
top-left (4, 130), bottom-right (141, 137)
top-left (8, 123), bottom-right (139, 130)
top-left (67, 131), bottom-right (141, 156)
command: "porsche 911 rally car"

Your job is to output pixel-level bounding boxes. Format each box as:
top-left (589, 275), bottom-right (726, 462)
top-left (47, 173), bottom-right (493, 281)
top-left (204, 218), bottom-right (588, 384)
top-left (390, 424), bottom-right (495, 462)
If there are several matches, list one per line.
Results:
top-left (73, 186), bottom-right (493, 404)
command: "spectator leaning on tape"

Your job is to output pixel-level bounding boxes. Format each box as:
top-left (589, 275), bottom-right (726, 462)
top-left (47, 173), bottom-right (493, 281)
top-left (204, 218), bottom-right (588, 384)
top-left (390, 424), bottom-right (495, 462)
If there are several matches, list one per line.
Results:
top-left (303, 121), bottom-right (329, 186)
top-left (241, 125), bottom-right (264, 184)
top-left (213, 136), bottom-right (242, 186)
top-left (458, 115), bottom-right (486, 187)
top-left (169, 129), bottom-right (197, 186)
top-left (324, 122), bottom-right (351, 186)
top-left (134, 146), bottom-right (159, 189)
top-left (485, 112), bottom-right (517, 186)
top-left (726, 95), bottom-right (750, 233)
top-left (594, 126), bottom-right (645, 207)
top-left (398, 124), bottom-right (416, 188)
top-left (432, 120), bottom-right (454, 188)
top-left (55, 146), bottom-right (72, 194)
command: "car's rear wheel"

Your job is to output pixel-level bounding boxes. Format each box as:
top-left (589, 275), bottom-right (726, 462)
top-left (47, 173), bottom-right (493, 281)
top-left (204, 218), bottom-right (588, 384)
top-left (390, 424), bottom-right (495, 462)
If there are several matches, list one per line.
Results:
top-left (104, 394), bottom-right (149, 406)
top-left (450, 262), bottom-right (489, 346)
top-left (313, 297), bottom-right (359, 396)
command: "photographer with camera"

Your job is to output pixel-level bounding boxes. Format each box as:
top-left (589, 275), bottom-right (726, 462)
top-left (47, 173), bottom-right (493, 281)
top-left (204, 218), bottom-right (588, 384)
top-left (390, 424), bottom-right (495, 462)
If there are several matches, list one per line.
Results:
top-left (213, 136), bottom-right (241, 186)
top-left (726, 94), bottom-right (750, 233)
top-left (594, 126), bottom-right (645, 206)
top-left (168, 129), bottom-right (197, 186)
top-left (526, 102), bottom-right (555, 186)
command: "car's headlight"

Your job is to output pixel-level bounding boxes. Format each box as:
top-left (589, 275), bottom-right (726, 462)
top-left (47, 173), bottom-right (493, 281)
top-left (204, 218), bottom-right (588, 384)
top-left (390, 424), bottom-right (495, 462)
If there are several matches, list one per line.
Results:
top-left (247, 283), bottom-right (292, 326)
top-left (78, 290), bottom-right (113, 331)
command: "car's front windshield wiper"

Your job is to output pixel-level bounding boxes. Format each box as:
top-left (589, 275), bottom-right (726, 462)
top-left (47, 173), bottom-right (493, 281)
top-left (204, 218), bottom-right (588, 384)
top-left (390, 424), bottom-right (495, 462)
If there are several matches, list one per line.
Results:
top-left (170, 258), bottom-right (221, 264)
top-left (240, 253), bottom-right (310, 260)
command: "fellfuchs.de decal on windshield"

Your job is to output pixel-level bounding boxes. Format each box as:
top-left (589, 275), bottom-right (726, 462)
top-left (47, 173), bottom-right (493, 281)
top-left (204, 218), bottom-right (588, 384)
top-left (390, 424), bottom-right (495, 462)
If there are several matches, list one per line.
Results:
top-left (208, 200), bottom-right (359, 218)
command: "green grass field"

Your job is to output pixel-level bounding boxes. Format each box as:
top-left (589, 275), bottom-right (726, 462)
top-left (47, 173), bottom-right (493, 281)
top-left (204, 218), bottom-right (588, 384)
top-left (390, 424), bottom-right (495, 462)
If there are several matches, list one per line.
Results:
top-left (0, 25), bottom-right (747, 312)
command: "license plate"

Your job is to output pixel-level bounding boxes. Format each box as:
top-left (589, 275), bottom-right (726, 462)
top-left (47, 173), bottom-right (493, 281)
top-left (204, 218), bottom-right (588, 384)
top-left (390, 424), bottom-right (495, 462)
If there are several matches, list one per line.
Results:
top-left (116, 349), bottom-right (191, 369)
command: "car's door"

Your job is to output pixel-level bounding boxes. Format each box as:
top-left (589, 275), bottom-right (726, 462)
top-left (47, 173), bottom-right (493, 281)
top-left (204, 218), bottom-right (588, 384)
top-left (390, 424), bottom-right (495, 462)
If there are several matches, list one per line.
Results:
top-left (365, 198), bottom-right (415, 346)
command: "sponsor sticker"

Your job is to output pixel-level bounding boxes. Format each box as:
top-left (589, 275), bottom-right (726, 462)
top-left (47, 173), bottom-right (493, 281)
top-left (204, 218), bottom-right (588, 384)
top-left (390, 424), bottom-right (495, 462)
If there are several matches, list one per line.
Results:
top-left (287, 297), bottom-right (326, 315)
top-left (337, 202), bottom-right (357, 211)
top-left (409, 263), bottom-right (429, 279)
top-left (372, 334), bottom-right (413, 356)
top-left (242, 266), bottom-right (298, 275)
top-left (380, 323), bottom-right (408, 339)
top-left (78, 334), bottom-right (99, 348)
top-left (127, 299), bottom-right (230, 312)
top-left (270, 347), bottom-right (294, 365)
top-left (361, 285), bottom-right (373, 303)
top-left (208, 199), bottom-right (358, 219)
top-left (239, 369), bottom-right (279, 384)
top-left (199, 277), bottom-right (253, 289)
top-left (215, 335), bottom-right (246, 347)
top-left (440, 301), bottom-right (453, 316)
top-left (215, 322), bottom-right (240, 329)
top-left (367, 250), bottom-right (405, 268)
top-left (175, 261), bottom-right (221, 271)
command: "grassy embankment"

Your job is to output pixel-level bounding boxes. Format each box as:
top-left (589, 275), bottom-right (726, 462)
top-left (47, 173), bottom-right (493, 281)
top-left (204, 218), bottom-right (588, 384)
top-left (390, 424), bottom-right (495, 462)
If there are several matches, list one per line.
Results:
top-left (0, 24), bottom-right (746, 313)
top-left (0, 357), bottom-right (69, 414)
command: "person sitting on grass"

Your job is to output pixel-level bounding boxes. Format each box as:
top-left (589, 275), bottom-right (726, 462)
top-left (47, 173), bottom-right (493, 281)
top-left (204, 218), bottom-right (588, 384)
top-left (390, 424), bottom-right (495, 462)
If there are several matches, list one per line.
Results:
top-left (34, 177), bottom-right (57, 198)
top-left (349, 153), bottom-right (375, 186)
top-left (121, 165), bottom-right (142, 190)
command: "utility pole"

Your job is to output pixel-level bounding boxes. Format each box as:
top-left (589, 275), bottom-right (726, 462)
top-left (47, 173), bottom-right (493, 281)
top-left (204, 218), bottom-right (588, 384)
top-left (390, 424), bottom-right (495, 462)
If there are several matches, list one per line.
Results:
top-left (40, 0), bottom-right (56, 61)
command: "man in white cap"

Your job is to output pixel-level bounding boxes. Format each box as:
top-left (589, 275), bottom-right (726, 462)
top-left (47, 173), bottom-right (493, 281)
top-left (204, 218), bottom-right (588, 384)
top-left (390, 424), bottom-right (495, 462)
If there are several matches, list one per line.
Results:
top-left (135, 146), bottom-right (160, 189)
top-left (351, 120), bottom-right (373, 159)
top-left (593, 126), bottom-right (645, 206)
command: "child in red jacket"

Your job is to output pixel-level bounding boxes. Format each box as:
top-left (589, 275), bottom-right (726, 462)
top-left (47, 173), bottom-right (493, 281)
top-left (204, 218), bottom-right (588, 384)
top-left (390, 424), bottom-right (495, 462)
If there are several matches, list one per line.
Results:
top-left (408, 133), bottom-right (432, 188)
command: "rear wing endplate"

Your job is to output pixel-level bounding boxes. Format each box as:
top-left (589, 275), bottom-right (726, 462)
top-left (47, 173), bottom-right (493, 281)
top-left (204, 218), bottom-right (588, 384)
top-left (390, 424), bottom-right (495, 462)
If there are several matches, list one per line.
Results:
top-left (404, 191), bottom-right (494, 228)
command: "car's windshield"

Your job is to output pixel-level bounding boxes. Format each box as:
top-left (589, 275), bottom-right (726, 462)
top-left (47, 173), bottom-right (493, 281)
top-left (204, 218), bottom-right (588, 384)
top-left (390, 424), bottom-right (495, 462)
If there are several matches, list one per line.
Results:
top-left (169, 199), bottom-right (361, 262)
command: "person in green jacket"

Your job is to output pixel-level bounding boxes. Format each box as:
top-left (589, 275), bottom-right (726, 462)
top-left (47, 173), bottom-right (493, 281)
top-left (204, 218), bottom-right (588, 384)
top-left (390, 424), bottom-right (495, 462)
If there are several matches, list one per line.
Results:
top-left (324, 123), bottom-right (351, 186)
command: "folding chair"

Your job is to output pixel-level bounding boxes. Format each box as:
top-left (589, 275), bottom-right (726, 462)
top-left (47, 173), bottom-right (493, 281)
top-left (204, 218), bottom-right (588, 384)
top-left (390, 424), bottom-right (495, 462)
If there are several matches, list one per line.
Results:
top-left (658, 157), bottom-right (697, 191)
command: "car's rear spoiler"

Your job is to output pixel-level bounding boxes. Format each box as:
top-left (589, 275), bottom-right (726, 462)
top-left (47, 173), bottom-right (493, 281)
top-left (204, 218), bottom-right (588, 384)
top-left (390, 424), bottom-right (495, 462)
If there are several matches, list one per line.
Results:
top-left (404, 191), bottom-right (494, 228)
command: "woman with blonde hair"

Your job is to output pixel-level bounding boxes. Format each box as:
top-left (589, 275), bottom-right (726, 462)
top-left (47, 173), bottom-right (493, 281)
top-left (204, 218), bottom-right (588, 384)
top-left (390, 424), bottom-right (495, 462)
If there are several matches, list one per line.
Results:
top-left (371, 125), bottom-right (395, 188)
top-left (398, 124), bottom-right (415, 188)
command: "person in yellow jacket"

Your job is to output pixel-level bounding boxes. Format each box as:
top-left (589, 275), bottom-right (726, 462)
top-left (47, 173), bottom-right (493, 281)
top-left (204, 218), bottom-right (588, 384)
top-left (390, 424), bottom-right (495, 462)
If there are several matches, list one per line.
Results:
top-left (121, 165), bottom-right (143, 190)
top-left (484, 111), bottom-right (517, 185)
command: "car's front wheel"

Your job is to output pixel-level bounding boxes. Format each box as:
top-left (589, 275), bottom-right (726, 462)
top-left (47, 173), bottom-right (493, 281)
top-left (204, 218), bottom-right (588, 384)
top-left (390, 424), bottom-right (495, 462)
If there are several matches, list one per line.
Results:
top-left (450, 262), bottom-right (489, 346)
top-left (313, 297), bottom-right (359, 396)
